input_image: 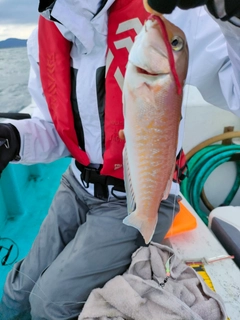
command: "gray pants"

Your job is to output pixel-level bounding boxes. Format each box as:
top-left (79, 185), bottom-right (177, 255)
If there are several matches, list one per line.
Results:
top-left (1, 167), bottom-right (180, 320)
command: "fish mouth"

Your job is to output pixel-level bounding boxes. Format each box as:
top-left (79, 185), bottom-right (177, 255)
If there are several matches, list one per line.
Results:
top-left (136, 66), bottom-right (159, 76)
top-left (135, 66), bottom-right (169, 77)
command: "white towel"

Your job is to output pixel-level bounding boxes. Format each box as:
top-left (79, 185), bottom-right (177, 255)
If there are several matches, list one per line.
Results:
top-left (79, 242), bottom-right (227, 320)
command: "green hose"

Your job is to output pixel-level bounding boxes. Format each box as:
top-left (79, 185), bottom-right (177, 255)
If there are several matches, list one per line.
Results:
top-left (180, 144), bottom-right (240, 225)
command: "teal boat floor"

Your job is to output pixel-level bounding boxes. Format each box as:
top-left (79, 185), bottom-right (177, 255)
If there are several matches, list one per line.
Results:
top-left (0, 158), bottom-right (70, 299)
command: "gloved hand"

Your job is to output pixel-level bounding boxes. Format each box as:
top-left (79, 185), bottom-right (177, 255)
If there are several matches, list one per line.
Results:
top-left (145, 0), bottom-right (240, 25)
top-left (0, 123), bottom-right (21, 175)
top-left (207, 0), bottom-right (240, 26)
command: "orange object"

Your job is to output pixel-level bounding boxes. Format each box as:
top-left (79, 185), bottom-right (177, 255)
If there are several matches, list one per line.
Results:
top-left (165, 201), bottom-right (197, 238)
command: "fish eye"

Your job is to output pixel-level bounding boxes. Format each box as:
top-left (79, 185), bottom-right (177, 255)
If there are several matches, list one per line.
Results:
top-left (171, 36), bottom-right (184, 52)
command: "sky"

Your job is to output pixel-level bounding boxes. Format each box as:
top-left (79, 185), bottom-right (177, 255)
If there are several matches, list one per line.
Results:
top-left (0, 0), bottom-right (39, 41)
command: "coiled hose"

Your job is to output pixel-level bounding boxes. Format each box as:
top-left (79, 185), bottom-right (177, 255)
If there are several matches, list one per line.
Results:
top-left (180, 131), bottom-right (240, 225)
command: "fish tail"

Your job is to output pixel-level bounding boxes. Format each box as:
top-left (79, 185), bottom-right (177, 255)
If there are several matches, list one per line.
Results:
top-left (123, 211), bottom-right (158, 244)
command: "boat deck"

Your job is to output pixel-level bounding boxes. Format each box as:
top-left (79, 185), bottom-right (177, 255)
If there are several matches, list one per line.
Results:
top-left (170, 197), bottom-right (240, 320)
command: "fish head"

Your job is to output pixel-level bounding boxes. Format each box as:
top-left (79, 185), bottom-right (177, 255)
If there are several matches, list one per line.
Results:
top-left (158, 15), bottom-right (189, 85)
top-left (127, 15), bottom-right (189, 91)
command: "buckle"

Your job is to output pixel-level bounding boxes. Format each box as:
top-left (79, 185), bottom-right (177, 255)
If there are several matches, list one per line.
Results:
top-left (81, 167), bottom-right (98, 188)
top-left (111, 186), bottom-right (126, 200)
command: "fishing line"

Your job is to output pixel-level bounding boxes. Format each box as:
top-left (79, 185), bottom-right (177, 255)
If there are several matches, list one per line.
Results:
top-left (147, 13), bottom-right (182, 278)
top-left (0, 11), bottom-right (203, 312)
top-left (22, 10), bottom-right (202, 304)
top-left (23, 291), bottom-right (87, 307)
top-left (173, 6), bottom-right (202, 235)
top-left (10, 266), bottom-right (87, 307)
top-left (148, 8), bottom-right (202, 279)
top-left (167, 7), bottom-right (202, 275)
top-left (167, 8), bottom-right (202, 270)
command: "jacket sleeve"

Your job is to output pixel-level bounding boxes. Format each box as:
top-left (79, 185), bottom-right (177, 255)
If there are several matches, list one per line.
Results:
top-left (8, 26), bottom-right (71, 165)
top-left (181, 7), bottom-right (240, 117)
top-left (211, 17), bottom-right (240, 117)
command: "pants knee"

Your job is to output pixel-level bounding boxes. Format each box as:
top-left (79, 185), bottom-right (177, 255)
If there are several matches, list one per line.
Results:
top-left (29, 281), bottom-right (55, 319)
top-left (29, 280), bottom-right (80, 319)
top-left (29, 287), bottom-right (43, 319)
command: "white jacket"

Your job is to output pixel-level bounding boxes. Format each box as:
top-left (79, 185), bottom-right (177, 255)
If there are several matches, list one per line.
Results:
top-left (8, 2), bottom-right (240, 195)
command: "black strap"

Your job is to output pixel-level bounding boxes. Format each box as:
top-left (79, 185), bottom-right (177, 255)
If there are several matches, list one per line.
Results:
top-left (94, 182), bottom-right (109, 201)
top-left (75, 161), bottom-right (125, 192)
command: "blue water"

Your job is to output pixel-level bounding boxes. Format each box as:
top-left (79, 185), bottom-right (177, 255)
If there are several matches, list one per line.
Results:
top-left (0, 47), bottom-right (31, 114)
top-left (0, 159), bottom-right (71, 299)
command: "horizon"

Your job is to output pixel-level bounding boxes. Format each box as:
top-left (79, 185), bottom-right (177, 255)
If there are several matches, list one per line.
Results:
top-left (0, 37), bottom-right (27, 41)
top-left (0, 38), bottom-right (27, 49)
top-left (0, 22), bottom-right (37, 42)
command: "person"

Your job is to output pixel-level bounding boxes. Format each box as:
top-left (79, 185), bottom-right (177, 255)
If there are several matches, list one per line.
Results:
top-left (0, 0), bottom-right (239, 319)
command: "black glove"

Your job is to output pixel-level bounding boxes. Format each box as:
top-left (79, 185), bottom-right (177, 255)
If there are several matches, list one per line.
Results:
top-left (0, 123), bottom-right (21, 175)
top-left (146, 0), bottom-right (240, 25)
top-left (38, 0), bottom-right (55, 13)
top-left (146, 0), bottom-right (207, 13)
top-left (207, 0), bottom-right (240, 26)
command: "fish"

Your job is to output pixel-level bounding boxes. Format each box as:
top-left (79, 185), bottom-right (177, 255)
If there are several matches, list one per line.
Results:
top-left (122, 14), bottom-right (189, 244)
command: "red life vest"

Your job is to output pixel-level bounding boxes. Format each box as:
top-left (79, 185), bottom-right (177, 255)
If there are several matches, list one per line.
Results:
top-left (101, 0), bottom-right (149, 179)
top-left (38, 2), bottom-right (187, 182)
top-left (38, 1), bottom-right (149, 179)
top-left (38, 16), bottom-right (90, 166)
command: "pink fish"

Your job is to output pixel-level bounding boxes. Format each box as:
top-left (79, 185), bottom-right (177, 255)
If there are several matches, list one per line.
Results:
top-left (122, 15), bottom-right (189, 244)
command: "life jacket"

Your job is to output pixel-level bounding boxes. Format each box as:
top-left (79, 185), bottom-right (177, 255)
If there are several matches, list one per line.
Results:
top-left (38, 0), bottom-right (187, 183)
top-left (38, 15), bottom-right (90, 167)
top-left (38, 0), bottom-right (149, 179)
